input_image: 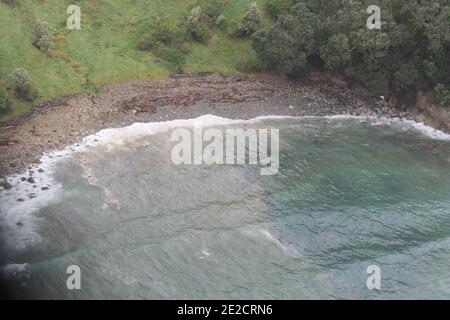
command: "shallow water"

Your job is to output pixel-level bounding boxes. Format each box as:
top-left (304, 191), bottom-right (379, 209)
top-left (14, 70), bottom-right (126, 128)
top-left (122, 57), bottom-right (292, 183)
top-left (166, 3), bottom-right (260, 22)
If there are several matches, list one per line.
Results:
top-left (2, 116), bottom-right (450, 299)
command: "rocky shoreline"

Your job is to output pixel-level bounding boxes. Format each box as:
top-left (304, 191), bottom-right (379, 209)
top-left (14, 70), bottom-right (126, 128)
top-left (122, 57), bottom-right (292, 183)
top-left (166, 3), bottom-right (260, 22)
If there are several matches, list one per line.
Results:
top-left (0, 74), bottom-right (446, 180)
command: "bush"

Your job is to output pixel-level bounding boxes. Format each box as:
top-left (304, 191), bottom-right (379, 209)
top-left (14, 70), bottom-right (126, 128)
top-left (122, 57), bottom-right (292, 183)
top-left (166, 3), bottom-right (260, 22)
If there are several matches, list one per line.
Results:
top-left (9, 68), bottom-right (39, 102)
top-left (435, 84), bottom-right (450, 107)
top-left (138, 19), bottom-right (186, 51)
top-left (186, 6), bottom-right (212, 43)
top-left (193, 26), bottom-right (210, 43)
top-left (320, 33), bottom-right (351, 70)
top-left (215, 13), bottom-right (227, 27)
top-left (0, 85), bottom-right (9, 113)
top-left (252, 3), bottom-right (318, 74)
top-left (32, 21), bottom-right (54, 53)
top-left (266, 0), bottom-right (292, 18)
top-left (200, 0), bottom-right (229, 25)
top-left (187, 6), bottom-right (203, 34)
top-left (155, 46), bottom-right (186, 73)
top-left (9, 69), bottom-right (30, 92)
top-left (237, 2), bottom-right (262, 36)
top-left (365, 73), bottom-right (390, 96)
top-left (393, 62), bottom-right (420, 91)
top-left (138, 18), bottom-right (192, 72)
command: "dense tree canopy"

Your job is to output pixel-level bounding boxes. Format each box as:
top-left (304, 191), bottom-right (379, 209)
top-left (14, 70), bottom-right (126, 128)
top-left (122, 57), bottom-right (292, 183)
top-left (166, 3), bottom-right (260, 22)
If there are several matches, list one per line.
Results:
top-left (253, 0), bottom-right (450, 105)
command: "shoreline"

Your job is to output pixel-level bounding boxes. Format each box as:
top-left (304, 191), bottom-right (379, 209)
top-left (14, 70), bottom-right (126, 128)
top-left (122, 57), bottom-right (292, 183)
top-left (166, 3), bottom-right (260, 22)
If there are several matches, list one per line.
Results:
top-left (0, 74), bottom-right (444, 178)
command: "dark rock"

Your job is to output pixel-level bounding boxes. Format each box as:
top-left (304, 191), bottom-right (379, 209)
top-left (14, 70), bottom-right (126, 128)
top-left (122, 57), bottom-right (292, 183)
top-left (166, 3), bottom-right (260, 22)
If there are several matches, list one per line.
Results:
top-left (38, 168), bottom-right (45, 173)
top-left (41, 187), bottom-right (49, 191)
top-left (17, 198), bottom-right (24, 202)
top-left (16, 221), bottom-right (23, 227)
top-left (21, 177), bottom-right (27, 181)
top-left (0, 180), bottom-right (13, 190)
top-left (27, 177), bottom-right (35, 184)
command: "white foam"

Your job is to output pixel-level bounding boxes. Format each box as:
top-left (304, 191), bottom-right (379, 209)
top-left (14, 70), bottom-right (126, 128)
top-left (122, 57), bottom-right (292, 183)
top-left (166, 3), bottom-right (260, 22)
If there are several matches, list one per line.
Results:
top-left (326, 115), bottom-right (450, 141)
top-left (273, 114), bottom-right (450, 141)
top-left (0, 152), bottom-right (66, 251)
top-left (28, 114), bottom-right (450, 154)
top-left (1, 114), bottom-right (449, 252)
top-left (0, 263), bottom-right (29, 280)
top-left (400, 118), bottom-right (450, 141)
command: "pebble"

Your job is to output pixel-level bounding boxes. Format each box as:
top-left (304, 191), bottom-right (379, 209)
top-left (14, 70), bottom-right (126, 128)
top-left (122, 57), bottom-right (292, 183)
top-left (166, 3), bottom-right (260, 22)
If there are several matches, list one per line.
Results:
top-left (1, 75), bottom-right (446, 179)
top-left (0, 180), bottom-right (13, 190)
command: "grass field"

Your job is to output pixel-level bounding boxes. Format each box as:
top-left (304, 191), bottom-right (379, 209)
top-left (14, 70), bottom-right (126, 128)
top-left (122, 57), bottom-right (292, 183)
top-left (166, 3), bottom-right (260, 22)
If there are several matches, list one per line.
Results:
top-left (0, 0), bottom-right (271, 120)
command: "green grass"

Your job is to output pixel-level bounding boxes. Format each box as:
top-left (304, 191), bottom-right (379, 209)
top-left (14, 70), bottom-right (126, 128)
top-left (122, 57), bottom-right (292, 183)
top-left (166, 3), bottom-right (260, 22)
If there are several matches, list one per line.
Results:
top-left (0, 0), bottom-right (271, 121)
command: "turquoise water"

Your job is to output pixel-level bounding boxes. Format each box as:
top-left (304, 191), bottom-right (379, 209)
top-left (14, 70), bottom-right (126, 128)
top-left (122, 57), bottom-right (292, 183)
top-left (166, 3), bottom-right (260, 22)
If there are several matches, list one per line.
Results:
top-left (1, 116), bottom-right (450, 299)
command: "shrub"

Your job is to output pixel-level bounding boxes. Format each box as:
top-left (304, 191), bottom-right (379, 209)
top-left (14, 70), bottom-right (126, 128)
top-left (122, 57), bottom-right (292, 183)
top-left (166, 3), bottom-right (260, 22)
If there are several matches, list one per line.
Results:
top-left (138, 19), bottom-right (186, 51)
top-left (186, 6), bottom-right (212, 43)
top-left (237, 56), bottom-right (268, 72)
top-left (9, 68), bottom-right (39, 101)
top-left (435, 84), bottom-right (450, 107)
top-left (320, 33), bottom-right (352, 70)
top-left (155, 46), bottom-right (186, 73)
top-left (187, 6), bottom-right (203, 34)
top-left (0, 85), bottom-right (9, 113)
top-left (185, 2), bottom-right (229, 40)
top-left (365, 72), bottom-right (390, 96)
top-left (32, 21), bottom-right (54, 53)
top-left (215, 13), bottom-right (227, 27)
top-left (393, 62), bottom-right (420, 91)
top-left (237, 2), bottom-right (262, 36)
top-left (266, 0), bottom-right (292, 18)
top-left (193, 26), bottom-right (210, 43)
top-left (9, 69), bottom-right (30, 92)
top-left (252, 3), bottom-right (318, 74)
top-left (200, 0), bottom-right (229, 25)
top-left (138, 18), bottom-right (191, 72)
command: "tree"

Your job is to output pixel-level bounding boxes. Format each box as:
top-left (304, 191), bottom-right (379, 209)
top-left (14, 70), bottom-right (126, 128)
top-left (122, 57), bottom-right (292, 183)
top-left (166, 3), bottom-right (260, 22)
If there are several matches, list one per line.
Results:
top-left (252, 0), bottom-right (450, 105)
top-left (320, 33), bottom-right (352, 70)
top-left (237, 2), bottom-right (262, 36)
top-left (252, 2), bottom-right (318, 73)
top-left (9, 69), bottom-right (39, 102)
top-left (266, 0), bottom-right (293, 18)
top-left (32, 21), bottom-right (54, 53)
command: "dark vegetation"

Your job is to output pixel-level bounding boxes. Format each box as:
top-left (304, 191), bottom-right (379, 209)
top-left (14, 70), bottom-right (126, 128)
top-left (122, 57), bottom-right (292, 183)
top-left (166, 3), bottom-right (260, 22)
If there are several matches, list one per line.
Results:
top-left (253, 0), bottom-right (450, 106)
top-left (0, 0), bottom-right (448, 120)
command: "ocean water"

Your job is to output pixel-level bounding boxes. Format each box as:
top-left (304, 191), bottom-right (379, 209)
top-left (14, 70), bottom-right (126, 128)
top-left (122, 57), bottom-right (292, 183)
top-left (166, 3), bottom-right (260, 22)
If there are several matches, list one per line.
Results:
top-left (1, 115), bottom-right (450, 299)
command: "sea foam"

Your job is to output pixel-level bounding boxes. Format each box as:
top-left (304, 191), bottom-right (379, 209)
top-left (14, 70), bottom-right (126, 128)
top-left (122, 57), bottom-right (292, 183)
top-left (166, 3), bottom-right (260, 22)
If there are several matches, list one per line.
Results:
top-left (1, 114), bottom-right (449, 252)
